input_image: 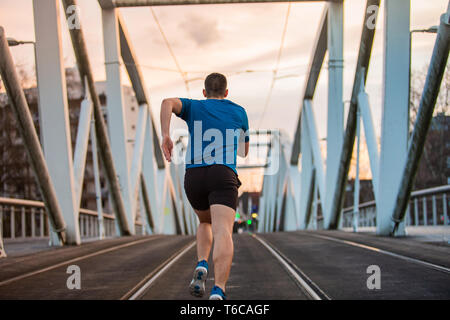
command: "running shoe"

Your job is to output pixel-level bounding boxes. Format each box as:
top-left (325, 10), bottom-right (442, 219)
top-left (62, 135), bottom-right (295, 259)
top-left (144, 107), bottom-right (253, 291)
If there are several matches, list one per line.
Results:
top-left (209, 285), bottom-right (226, 300)
top-left (189, 260), bottom-right (208, 297)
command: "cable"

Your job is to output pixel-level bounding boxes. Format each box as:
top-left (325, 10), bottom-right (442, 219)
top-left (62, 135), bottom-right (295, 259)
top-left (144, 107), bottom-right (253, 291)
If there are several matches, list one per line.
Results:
top-left (150, 7), bottom-right (191, 97)
top-left (258, 2), bottom-right (291, 128)
top-left (132, 63), bottom-right (305, 75)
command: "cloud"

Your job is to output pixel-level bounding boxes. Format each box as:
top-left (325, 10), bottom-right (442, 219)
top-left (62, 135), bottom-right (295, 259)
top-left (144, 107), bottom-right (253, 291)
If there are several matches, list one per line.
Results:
top-left (178, 14), bottom-right (220, 47)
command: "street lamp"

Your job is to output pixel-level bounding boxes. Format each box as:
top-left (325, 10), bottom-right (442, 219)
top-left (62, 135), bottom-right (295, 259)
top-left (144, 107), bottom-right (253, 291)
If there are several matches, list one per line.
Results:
top-left (7, 37), bottom-right (35, 47)
top-left (409, 25), bottom-right (438, 134)
top-left (410, 26), bottom-right (439, 34)
top-left (6, 37), bottom-right (37, 91)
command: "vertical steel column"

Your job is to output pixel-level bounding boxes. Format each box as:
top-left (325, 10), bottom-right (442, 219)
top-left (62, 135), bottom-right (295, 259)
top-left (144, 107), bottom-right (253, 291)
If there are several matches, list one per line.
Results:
top-left (90, 119), bottom-right (105, 239)
top-left (443, 194), bottom-right (448, 226)
top-left (353, 107), bottom-right (361, 232)
top-left (303, 100), bottom-right (326, 200)
top-left (33, 0), bottom-right (80, 245)
top-left (260, 173), bottom-right (271, 232)
top-left (0, 206), bottom-right (5, 257)
top-left (312, 180), bottom-right (318, 230)
top-left (432, 195), bottom-right (437, 226)
top-left (169, 162), bottom-right (186, 234)
top-left (267, 170), bottom-right (276, 232)
top-left (101, 8), bottom-right (135, 234)
top-left (414, 198), bottom-right (419, 226)
top-left (40, 209), bottom-right (44, 237)
top-left (268, 174), bottom-right (276, 232)
top-left (274, 137), bottom-right (287, 231)
top-left (422, 197), bottom-right (427, 226)
top-left (313, 182), bottom-right (318, 230)
top-left (324, 0), bottom-right (344, 227)
top-left (274, 132), bottom-right (284, 232)
top-left (377, 0), bottom-right (410, 235)
top-left (405, 204), bottom-right (410, 226)
top-left (298, 112), bottom-right (314, 229)
top-left (289, 165), bottom-right (301, 230)
top-left (257, 178), bottom-right (266, 233)
top-left (304, 169), bottom-right (316, 229)
top-left (10, 207), bottom-right (15, 239)
top-left (142, 112), bottom-right (161, 233)
top-left (159, 172), bottom-right (169, 234)
top-left (31, 208), bottom-right (36, 238)
top-left (21, 207), bottom-right (25, 238)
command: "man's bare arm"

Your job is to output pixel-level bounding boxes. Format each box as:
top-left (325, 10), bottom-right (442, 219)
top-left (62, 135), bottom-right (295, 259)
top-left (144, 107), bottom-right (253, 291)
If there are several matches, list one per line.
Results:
top-left (160, 98), bottom-right (182, 161)
top-left (237, 141), bottom-right (250, 158)
top-left (160, 98), bottom-right (182, 137)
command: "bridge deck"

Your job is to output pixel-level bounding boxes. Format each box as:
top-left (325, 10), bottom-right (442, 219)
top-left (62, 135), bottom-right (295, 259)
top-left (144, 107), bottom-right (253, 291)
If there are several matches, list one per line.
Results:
top-left (0, 231), bottom-right (449, 300)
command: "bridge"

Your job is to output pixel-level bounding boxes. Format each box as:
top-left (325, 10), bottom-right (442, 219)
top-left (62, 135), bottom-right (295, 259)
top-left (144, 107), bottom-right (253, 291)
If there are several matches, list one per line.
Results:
top-left (0, 0), bottom-right (449, 301)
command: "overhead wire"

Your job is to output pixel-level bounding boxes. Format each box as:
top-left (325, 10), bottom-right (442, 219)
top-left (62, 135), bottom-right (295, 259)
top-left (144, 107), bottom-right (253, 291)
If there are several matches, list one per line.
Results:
top-left (150, 7), bottom-right (191, 97)
top-left (257, 2), bottom-right (292, 128)
top-left (131, 63), bottom-right (305, 76)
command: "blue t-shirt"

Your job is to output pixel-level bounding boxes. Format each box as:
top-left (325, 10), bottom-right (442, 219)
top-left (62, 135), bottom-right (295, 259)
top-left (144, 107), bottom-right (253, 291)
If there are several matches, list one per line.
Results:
top-left (176, 98), bottom-right (249, 174)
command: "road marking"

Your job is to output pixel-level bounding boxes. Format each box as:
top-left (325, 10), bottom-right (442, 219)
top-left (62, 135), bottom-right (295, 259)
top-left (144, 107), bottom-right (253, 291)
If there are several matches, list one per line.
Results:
top-left (126, 241), bottom-right (196, 300)
top-left (253, 234), bottom-right (327, 300)
top-left (0, 236), bottom-right (163, 287)
top-left (309, 233), bottom-right (450, 274)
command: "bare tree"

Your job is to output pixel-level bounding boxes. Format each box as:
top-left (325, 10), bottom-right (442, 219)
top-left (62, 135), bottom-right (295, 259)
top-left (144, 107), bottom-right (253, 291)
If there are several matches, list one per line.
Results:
top-left (0, 64), bottom-right (38, 198)
top-left (410, 65), bottom-right (449, 189)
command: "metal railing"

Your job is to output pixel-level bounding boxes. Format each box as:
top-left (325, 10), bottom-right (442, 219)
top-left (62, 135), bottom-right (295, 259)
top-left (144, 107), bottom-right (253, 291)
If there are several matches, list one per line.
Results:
top-left (0, 197), bottom-right (144, 241)
top-left (341, 185), bottom-right (450, 228)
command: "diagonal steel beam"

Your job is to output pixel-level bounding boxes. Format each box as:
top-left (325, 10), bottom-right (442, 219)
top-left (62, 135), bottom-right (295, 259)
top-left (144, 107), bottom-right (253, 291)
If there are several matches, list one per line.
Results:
top-left (130, 104), bottom-right (148, 210)
top-left (303, 100), bottom-right (325, 201)
top-left (0, 26), bottom-right (67, 243)
top-left (140, 173), bottom-right (155, 232)
top-left (303, 168), bottom-right (316, 229)
top-left (100, 0), bottom-right (339, 8)
top-left (116, 12), bottom-right (165, 169)
top-left (290, 6), bottom-right (328, 165)
top-left (73, 80), bottom-right (93, 207)
top-left (327, 0), bottom-right (380, 229)
top-left (356, 74), bottom-right (379, 201)
top-left (391, 8), bottom-right (450, 234)
top-left (62, 0), bottom-right (131, 235)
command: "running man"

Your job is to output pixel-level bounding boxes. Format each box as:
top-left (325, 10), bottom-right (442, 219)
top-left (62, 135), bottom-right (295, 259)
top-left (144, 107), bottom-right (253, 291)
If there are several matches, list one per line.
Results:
top-left (160, 73), bottom-right (250, 300)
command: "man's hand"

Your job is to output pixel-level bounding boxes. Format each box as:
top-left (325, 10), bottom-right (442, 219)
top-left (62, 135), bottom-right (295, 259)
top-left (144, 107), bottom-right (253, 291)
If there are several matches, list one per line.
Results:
top-left (161, 135), bottom-right (173, 162)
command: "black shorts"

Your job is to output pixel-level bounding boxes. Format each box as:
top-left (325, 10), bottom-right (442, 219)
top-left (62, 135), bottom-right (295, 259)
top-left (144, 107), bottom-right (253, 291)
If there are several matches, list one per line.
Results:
top-left (184, 164), bottom-right (242, 211)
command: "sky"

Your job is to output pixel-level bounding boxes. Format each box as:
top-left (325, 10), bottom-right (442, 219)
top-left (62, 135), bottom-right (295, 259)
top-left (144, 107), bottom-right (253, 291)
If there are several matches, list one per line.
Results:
top-left (0, 0), bottom-right (448, 188)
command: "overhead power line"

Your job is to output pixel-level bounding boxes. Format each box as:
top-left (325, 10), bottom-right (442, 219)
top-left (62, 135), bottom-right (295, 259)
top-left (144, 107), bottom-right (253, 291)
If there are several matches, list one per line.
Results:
top-left (258, 2), bottom-right (291, 128)
top-left (134, 63), bottom-right (305, 75)
top-left (150, 7), bottom-right (191, 97)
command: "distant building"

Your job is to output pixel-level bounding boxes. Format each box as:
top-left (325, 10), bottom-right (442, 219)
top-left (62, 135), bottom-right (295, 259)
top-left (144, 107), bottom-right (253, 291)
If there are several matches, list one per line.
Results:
top-left (0, 68), bottom-right (140, 214)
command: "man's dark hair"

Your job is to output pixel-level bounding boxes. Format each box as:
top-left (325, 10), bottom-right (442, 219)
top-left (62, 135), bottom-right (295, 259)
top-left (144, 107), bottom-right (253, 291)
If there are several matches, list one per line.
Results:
top-left (204, 73), bottom-right (227, 97)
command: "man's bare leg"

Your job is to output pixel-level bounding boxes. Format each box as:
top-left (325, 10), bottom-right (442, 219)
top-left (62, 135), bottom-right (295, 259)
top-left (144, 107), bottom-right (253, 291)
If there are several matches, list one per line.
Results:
top-left (189, 209), bottom-right (213, 297)
top-left (194, 209), bottom-right (212, 261)
top-left (210, 204), bottom-right (235, 292)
